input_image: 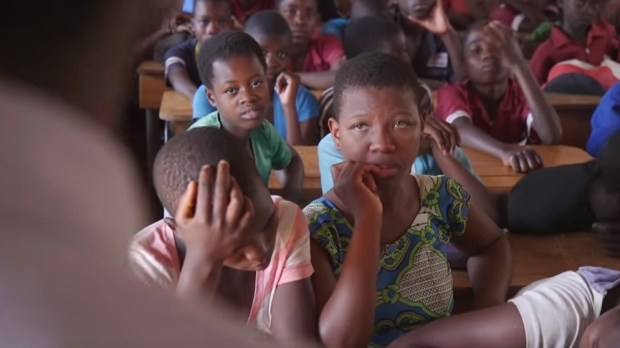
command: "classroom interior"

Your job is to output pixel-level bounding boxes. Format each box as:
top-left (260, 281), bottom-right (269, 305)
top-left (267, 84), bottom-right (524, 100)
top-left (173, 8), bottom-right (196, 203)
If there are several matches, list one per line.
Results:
top-left (84, 0), bottom-right (620, 346)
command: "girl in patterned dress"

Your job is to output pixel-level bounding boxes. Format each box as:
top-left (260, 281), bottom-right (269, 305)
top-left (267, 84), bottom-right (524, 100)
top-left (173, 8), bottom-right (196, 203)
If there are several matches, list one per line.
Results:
top-left (303, 52), bottom-right (512, 348)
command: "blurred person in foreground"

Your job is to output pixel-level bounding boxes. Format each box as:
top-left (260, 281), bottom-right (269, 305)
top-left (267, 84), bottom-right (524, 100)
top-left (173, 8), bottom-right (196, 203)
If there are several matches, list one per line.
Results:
top-left (0, 0), bottom-right (308, 347)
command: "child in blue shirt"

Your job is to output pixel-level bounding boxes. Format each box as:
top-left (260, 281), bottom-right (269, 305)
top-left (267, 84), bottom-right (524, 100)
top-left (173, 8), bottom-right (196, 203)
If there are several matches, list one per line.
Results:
top-left (193, 11), bottom-right (320, 145)
top-left (587, 82), bottom-right (620, 158)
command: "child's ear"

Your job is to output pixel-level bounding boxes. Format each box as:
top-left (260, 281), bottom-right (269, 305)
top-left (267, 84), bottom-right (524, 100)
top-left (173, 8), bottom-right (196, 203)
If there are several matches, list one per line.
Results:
top-left (206, 87), bottom-right (217, 107)
top-left (328, 118), bottom-right (342, 150)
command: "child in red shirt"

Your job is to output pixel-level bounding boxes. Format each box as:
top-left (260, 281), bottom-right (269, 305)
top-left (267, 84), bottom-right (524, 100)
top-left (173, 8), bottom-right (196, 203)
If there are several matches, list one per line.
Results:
top-left (436, 21), bottom-right (562, 173)
top-left (529, 0), bottom-right (618, 86)
top-left (277, 0), bottom-right (345, 90)
top-left (231, 0), bottom-right (275, 24)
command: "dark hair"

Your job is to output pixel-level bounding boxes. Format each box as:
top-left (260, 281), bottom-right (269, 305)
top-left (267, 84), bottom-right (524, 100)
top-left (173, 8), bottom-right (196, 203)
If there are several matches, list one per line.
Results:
top-left (197, 31), bottom-right (267, 89)
top-left (153, 127), bottom-right (261, 214)
top-left (193, 0), bottom-right (232, 15)
top-left (333, 52), bottom-right (422, 119)
top-left (343, 16), bottom-right (402, 59)
top-left (245, 10), bottom-right (292, 38)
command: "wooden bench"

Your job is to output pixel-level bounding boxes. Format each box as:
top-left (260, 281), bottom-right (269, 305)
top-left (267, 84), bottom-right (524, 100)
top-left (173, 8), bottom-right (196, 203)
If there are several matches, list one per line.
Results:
top-left (452, 232), bottom-right (620, 311)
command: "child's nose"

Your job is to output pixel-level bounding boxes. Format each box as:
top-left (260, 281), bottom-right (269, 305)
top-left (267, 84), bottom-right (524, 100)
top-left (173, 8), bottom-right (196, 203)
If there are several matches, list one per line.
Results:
top-left (370, 127), bottom-right (396, 152)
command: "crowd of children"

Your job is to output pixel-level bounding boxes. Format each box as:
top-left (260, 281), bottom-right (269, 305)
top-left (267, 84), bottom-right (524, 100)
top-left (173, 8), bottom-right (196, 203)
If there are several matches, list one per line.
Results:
top-left (131, 0), bottom-right (620, 347)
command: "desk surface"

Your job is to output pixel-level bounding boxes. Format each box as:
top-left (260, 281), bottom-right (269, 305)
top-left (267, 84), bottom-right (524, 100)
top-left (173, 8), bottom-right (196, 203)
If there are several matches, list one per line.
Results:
top-left (466, 145), bottom-right (592, 176)
top-left (453, 232), bottom-right (620, 295)
top-left (137, 61), bottom-right (165, 75)
top-left (269, 145), bottom-right (592, 192)
top-left (160, 90), bottom-right (192, 122)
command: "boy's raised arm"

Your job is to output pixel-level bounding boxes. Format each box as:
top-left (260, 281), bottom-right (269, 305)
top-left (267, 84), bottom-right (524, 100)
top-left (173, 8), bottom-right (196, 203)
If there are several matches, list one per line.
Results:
top-left (453, 117), bottom-right (543, 173)
top-left (490, 21), bottom-right (562, 144)
top-left (407, 0), bottom-right (467, 81)
top-left (168, 64), bottom-right (199, 99)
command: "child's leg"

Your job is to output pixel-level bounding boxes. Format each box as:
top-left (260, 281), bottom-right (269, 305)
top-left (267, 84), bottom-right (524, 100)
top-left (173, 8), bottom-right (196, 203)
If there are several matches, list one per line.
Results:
top-left (387, 303), bottom-right (526, 348)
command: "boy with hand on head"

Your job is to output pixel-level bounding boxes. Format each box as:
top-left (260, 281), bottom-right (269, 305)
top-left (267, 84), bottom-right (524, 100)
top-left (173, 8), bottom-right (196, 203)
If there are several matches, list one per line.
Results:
top-left (392, 0), bottom-right (468, 89)
top-left (304, 53), bottom-right (511, 348)
top-left (437, 21), bottom-right (562, 173)
top-left (277, 0), bottom-right (346, 90)
top-left (164, 0), bottom-right (234, 98)
top-left (131, 127), bottom-right (317, 345)
top-left (529, 0), bottom-right (618, 87)
top-left (190, 31), bottom-right (304, 201)
top-left (193, 11), bottom-right (320, 145)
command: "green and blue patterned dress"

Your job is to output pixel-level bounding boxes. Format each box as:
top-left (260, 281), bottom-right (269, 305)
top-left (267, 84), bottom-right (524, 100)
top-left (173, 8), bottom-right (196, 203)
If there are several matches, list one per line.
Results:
top-left (303, 175), bottom-right (470, 347)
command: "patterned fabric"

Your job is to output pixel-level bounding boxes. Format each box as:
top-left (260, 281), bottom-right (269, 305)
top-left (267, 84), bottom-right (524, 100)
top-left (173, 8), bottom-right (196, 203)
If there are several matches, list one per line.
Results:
top-left (303, 175), bottom-right (470, 347)
top-left (130, 196), bottom-right (314, 332)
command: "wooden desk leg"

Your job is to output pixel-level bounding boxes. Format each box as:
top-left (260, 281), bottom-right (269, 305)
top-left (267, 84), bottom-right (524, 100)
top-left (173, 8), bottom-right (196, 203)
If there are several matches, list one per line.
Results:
top-left (145, 108), bottom-right (162, 174)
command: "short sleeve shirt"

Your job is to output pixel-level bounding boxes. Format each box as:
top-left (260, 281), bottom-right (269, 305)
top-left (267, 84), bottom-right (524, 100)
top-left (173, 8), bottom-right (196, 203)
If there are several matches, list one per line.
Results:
top-left (191, 85), bottom-right (319, 141)
top-left (587, 81), bottom-right (620, 157)
top-left (163, 38), bottom-right (201, 86)
top-left (231, 0), bottom-right (275, 24)
top-left (130, 197), bottom-right (314, 332)
top-left (189, 111), bottom-right (292, 184)
top-left (436, 79), bottom-right (535, 144)
top-left (304, 175), bottom-right (470, 347)
top-left (302, 35), bottom-right (345, 72)
top-left (529, 22), bottom-right (620, 84)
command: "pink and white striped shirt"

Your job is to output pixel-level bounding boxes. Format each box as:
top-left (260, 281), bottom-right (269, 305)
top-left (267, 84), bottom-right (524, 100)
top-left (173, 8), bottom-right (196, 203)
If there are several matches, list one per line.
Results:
top-left (129, 196), bottom-right (314, 332)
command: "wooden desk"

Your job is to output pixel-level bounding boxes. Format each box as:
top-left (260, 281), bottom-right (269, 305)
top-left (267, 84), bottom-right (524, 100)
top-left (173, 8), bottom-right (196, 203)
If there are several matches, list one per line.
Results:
top-left (546, 93), bottom-right (600, 149)
top-left (463, 145), bottom-right (593, 193)
top-left (159, 90), bottom-right (192, 136)
top-left (267, 145), bottom-right (592, 199)
top-left (453, 232), bottom-right (620, 298)
top-left (430, 91), bottom-right (600, 149)
top-left (137, 61), bottom-right (167, 110)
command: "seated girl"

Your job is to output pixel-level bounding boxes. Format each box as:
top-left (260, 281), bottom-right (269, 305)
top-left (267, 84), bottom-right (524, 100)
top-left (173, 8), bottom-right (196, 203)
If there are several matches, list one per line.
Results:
top-left (303, 52), bottom-right (511, 348)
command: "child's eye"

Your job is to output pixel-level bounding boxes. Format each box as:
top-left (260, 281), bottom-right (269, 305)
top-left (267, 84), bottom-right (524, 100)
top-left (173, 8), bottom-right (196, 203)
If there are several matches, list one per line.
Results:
top-left (224, 87), bottom-right (238, 95)
top-left (352, 123), bottom-right (368, 131)
top-left (251, 80), bottom-right (264, 88)
top-left (277, 51), bottom-right (289, 59)
top-left (393, 120), bottom-right (411, 128)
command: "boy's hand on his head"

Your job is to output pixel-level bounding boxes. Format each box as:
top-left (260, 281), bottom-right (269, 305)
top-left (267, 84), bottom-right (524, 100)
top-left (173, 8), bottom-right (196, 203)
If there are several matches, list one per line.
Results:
top-left (331, 161), bottom-right (383, 218)
top-left (407, 0), bottom-right (451, 35)
top-left (275, 72), bottom-right (300, 108)
top-left (500, 146), bottom-right (543, 173)
top-left (174, 162), bottom-right (253, 265)
top-left (423, 116), bottom-right (461, 155)
top-left (593, 222), bottom-right (620, 258)
top-left (487, 21), bottom-right (524, 68)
